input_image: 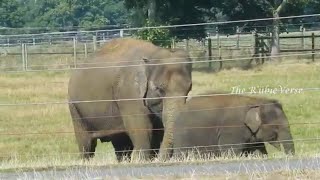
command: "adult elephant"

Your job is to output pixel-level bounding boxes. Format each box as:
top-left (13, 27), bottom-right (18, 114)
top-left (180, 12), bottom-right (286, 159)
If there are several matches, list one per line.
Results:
top-left (68, 38), bottom-right (192, 161)
top-left (173, 92), bottom-right (295, 158)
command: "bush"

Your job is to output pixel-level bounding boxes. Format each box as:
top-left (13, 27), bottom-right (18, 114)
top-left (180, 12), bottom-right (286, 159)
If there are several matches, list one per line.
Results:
top-left (134, 20), bottom-right (174, 48)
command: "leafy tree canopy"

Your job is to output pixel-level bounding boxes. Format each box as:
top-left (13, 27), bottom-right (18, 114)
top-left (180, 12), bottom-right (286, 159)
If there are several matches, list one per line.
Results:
top-left (0, 0), bottom-right (317, 35)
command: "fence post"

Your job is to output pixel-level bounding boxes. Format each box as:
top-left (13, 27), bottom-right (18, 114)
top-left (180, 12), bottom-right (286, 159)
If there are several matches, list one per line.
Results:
top-left (171, 38), bottom-right (176, 49)
top-left (208, 38), bottom-right (212, 70)
top-left (93, 36), bottom-right (97, 52)
top-left (73, 37), bottom-right (77, 68)
top-left (218, 33), bottom-right (222, 70)
top-left (255, 32), bottom-right (258, 54)
top-left (49, 36), bottom-right (52, 45)
top-left (185, 39), bottom-right (189, 52)
top-left (268, 32), bottom-right (272, 56)
top-left (300, 25), bottom-right (305, 49)
top-left (253, 32), bottom-right (259, 64)
top-left (249, 31), bottom-right (260, 64)
top-left (33, 38), bottom-right (36, 46)
top-left (202, 38), bottom-right (206, 47)
top-left (84, 43), bottom-right (88, 58)
top-left (236, 26), bottom-right (240, 49)
top-left (120, 29), bottom-right (124, 38)
top-left (312, 32), bottom-right (315, 62)
top-left (216, 27), bottom-right (222, 67)
top-left (7, 38), bottom-right (10, 47)
top-left (25, 44), bottom-right (28, 70)
top-left (252, 30), bottom-right (256, 48)
top-left (21, 43), bottom-right (25, 71)
top-left (216, 27), bottom-right (220, 48)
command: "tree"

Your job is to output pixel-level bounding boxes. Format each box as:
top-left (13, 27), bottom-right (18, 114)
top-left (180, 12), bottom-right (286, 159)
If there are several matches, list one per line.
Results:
top-left (269, 0), bottom-right (288, 58)
top-left (147, 0), bottom-right (156, 22)
top-left (304, 0), bottom-right (320, 28)
top-left (0, 0), bottom-right (25, 27)
top-left (124, 0), bottom-right (217, 41)
top-left (215, 0), bottom-right (306, 61)
top-left (103, 0), bottom-right (129, 25)
top-left (266, 0), bottom-right (307, 59)
top-left (0, 0), bottom-right (129, 31)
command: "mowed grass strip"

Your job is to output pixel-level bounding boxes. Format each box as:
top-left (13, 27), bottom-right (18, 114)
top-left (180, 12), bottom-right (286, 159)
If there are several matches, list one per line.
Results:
top-left (0, 62), bottom-right (319, 169)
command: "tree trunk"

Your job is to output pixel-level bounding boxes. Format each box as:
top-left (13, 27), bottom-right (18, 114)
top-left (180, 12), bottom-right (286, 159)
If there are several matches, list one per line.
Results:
top-left (148, 0), bottom-right (156, 22)
top-left (270, 12), bottom-right (280, 61)
top-left (270, 0), bottom-right (287, 62)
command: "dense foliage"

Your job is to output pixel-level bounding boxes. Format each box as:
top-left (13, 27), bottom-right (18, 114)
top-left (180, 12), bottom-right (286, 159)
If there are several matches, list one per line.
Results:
top-left (134, 20), bottom-right (173, 47)
top-left (0, 0), bottom-right (129, 30)
top-left (0, 0), bottom-right (319, 40)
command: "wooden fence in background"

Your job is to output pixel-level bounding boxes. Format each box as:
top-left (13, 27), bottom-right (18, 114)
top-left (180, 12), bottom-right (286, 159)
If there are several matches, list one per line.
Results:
top-left (1, 29), bottom-right (319, 72)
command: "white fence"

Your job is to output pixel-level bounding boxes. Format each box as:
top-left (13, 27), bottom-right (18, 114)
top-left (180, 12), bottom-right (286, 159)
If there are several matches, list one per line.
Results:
top-left (1, 23), bottom-right (320, 72)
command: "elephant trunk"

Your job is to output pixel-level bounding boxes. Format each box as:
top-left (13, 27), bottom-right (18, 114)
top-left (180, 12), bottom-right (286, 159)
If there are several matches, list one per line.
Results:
top-left (159, 97), bottom-right (185, 160)
top-left (278, 128), bottom-right (295, 155)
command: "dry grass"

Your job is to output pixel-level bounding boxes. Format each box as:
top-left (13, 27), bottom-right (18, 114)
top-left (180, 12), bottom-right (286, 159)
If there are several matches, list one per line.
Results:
top-left (131, 170), bottom-right (320, 180)
top-left (0, 61), bottom-right (319, 174)
top-left (3, 154), bottom-right (320, 179)
top-left (0, 151), bottom-right (299, 174)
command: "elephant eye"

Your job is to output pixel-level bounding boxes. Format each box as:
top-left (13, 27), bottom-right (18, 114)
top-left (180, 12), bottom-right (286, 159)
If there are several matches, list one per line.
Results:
top-left (156, 87), bottom-right (165, 96)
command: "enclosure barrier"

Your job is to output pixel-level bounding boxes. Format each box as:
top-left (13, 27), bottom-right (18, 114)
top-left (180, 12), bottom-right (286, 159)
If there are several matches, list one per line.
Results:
top-left (1, 14), bottom-right (320, 165)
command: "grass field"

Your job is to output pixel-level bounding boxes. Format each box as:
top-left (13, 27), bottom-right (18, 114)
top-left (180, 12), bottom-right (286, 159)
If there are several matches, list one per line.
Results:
top-left (0, 61), bottom-right (319, 171)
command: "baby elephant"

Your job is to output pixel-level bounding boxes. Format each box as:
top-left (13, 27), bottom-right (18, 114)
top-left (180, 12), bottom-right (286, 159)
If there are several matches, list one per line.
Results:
top-left (173, 93), bottom-right (295, 158)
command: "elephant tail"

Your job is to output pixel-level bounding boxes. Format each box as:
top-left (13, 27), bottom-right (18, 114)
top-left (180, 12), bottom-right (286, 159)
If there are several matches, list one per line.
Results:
top-left (68, 102), bottom-right (87, 126)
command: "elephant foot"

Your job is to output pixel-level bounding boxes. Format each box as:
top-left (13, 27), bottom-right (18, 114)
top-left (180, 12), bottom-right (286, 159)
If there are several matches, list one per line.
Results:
top-left (130, 149), bottom-right (149, 163)
top-left (81, 152), bottom-right (95, 161)
top-left (77, 138), bottom-right (97, 161)
top-left (158, 148), bottom-right (173, 161)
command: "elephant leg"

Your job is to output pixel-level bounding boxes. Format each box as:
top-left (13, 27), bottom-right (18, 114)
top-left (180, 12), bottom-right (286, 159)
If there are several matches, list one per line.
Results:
top-left (126, 125), bottom-right (152, 162)
top-left (242, 143), bottom-right (268, 157)
top-left (80, 137), bottom-right (97, 159)
top-left (119, 102), bottom-right (152, 162)
top-left (149, 113), bottom-right (164, 160)
top-left (218, 136), bottom-right (243, 157)
top-left (255, 143), bottom-right (268, 155)
top-left (74, 129), bottom-right (97, 159)
top-left (111, 133), bottom-right (134, 162)
top-left (69, 103), bottom-right (97, 159)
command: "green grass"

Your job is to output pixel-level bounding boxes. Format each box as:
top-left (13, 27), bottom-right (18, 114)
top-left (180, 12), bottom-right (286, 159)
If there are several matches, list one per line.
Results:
top-left (0, 60), bottom-right (319, 170)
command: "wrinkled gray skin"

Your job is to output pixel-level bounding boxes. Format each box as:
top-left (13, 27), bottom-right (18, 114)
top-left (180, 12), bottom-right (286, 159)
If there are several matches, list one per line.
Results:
top-left (99, 106), bottom-right (164, 162)
top-left (172, 93), bottom-right (295, 158)
top-left (68, 38), bottom-right (192, 161)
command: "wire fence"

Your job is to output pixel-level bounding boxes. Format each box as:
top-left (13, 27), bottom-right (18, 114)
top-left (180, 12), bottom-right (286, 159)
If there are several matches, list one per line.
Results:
top-left (0, 88), bottom-right (319, 158)
top-left (0, 14), bottom-right (320, 163)
top-left (1, 32), bottom-right (319, 72)
top-left (0, 139), bottom-right (302, 155)
top-left (0, 87), bottom-right (318, 107)
top-left (0, 121), bottom-right (319, 137)
top-left (0, 50), bottom-right (319, 74)
top-left (0, 140), bottom-right (301, 159)
top-left (0, 14), bottom-right (320, 73)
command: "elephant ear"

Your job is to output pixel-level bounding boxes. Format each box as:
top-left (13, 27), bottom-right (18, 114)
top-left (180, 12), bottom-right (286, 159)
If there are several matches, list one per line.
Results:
top-left (244, 106), bottom-right (262, 133)
top-left (134, 57), bottom-right (149, 99)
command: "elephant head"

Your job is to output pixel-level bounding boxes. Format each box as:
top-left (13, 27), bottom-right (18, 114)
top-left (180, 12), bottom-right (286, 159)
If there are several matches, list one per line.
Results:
top-left (135, 48), bottom-right (192, 159)
top-left (244, 102), bottom-right (295, 155)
